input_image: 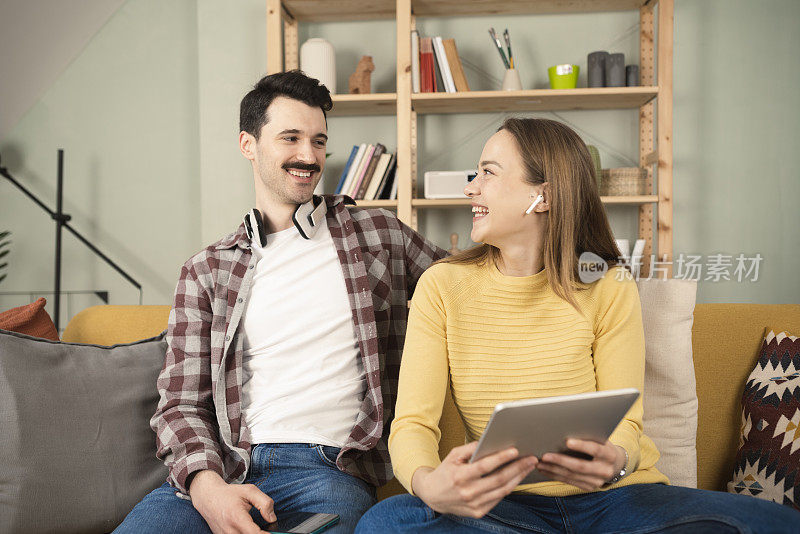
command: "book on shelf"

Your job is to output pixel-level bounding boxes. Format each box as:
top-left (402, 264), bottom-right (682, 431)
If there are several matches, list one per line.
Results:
top-left (339, 143), bottom-right (367, 196)
top-left (374, 155), bottom-right (397, 200)
top-left (334, 144), bottom-right (397, 200)
top-left (442, 38), bottom-right (470, 91)
top-left (354, 143), bottom-right (386, 200)
top-left (388, 166), bottom-right (399, 200)
top-left (419, 37), bottom-right (435, 93)
top-left (433, 36), bottom-right (456, 93)
top-left (347, 144), bottom-right (376, 197)
top-left (430, 38), bottom-right (445, 92)
top-left (411, 30), bottom-right (420, 94)
top-left (365, 153), bottom-right (394, 200)
top-left (334, 145), bottom-right (359, 194)
top-left (372, 153), bottom-right (397, 200)
top-left (417, 33), bottom-right (468, 93)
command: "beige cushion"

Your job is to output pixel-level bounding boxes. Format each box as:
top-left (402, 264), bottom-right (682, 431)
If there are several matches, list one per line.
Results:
top-left (637, 278), bottom-right (698, 488)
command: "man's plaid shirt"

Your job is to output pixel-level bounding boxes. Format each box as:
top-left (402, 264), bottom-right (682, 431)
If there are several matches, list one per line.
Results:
top-left (151, 195), bottom-right (447, 494)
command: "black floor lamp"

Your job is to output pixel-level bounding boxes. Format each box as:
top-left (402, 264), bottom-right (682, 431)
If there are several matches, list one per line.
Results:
top-left (0, 149), bottom-right (142, 330)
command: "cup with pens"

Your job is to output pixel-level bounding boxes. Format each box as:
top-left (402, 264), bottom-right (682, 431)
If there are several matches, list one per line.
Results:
top-left (489, 27), bottom-right (521, 91)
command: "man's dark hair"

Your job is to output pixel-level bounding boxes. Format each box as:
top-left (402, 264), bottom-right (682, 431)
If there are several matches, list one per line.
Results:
top-left (239, 70), bottom-right (333, 139)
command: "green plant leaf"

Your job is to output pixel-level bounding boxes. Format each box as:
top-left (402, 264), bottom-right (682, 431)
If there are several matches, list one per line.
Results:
top-left (0, 250), bottom-right (8, 260)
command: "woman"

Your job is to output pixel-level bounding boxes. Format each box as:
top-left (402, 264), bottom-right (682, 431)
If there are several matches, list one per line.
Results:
top-left (356, 118), bottom-right (797, 533)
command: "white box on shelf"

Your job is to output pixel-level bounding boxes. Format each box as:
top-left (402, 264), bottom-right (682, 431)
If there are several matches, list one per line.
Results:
top-left (424, 170), bottom-right (477, 199)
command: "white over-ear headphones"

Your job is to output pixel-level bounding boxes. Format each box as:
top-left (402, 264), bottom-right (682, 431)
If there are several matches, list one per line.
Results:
top-left (244, 195), bottom-right (328, 246)
top-left (525, 194), bottom-right (544, 215)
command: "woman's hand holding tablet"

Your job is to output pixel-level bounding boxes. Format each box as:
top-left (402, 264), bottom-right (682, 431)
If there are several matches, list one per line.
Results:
top-left (411, 441), bottom-right (538, 519)
top-left (537, 438), bottom-right (627, 491)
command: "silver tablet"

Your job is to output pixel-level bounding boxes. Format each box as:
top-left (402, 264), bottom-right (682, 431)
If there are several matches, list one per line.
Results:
top-left (470, 388), bottom-right (640, 485)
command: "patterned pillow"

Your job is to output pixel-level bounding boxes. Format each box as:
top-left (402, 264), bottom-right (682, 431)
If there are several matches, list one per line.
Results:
top-left (728, 329), bottom-right (800, 511)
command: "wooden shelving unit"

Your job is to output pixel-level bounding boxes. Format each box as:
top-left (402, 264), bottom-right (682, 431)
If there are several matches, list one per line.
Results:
top-left (267, 0), bottom-right (674, 267)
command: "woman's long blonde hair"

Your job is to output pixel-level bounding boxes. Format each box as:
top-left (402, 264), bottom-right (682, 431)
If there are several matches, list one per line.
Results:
top-left (440, 118), bottom-right (620, 309)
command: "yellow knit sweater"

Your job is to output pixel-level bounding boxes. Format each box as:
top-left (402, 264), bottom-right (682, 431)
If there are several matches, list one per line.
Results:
top-left (389, 259), bottom-right (669, 497)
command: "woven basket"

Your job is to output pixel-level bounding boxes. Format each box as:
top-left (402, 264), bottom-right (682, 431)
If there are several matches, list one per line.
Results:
top-left (599, 167), bottom-right (649, 196)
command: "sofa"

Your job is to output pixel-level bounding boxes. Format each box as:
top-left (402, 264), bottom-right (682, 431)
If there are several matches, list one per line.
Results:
top-left (5, 281), bottom-right (795, 531)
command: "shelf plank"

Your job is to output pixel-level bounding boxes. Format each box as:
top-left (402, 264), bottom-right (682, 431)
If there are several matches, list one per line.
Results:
top-left (329, 94), bottom-right (397, 116)
top-left (328, 88), bottom-right (657, 116)
top-left (282, 0), bottom-right (648, 22)
top-left (412, 87), bottom-right (658, 114)
top-left (354, 199), bottom-right (399, 208)
top-left (412, 196), bottom-right (658, 208)
top-left (601, 195), bottom-right (658, 204)
top-left (282, 0), bottom-right (395, 21)
top-left (412, 0), bottom-right (649, 17)
top-left (412, 198), bottom-right (470, 208)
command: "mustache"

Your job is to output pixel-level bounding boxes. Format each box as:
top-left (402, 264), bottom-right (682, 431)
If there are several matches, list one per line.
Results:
top-left (282, 162), bottom-right (320, 173)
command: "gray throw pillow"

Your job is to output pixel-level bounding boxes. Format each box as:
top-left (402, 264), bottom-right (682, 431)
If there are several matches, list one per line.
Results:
top-left (0, 328), bottom-right (169, 534)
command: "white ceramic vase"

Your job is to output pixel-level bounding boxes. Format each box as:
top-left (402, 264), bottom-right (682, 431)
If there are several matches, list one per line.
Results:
top-left (300, 38), bottom-right (336, 94)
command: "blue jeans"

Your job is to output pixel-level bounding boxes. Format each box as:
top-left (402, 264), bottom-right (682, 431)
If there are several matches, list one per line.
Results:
top-left (356, 484), bottom-right (799, 534)
top-left (115, 443), bottom-right (377, 533)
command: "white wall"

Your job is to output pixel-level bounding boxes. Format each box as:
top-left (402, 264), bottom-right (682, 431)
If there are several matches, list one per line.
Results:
top-left (0, 0), bottom-right (201, 323)
top-left (1, 0), bottom-right (797, 328)
top-left (0, 0), bottom-right (126, 142)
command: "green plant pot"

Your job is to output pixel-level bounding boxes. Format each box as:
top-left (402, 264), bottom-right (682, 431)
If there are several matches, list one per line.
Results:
top-left (548, 64), bottom-right (579, 89)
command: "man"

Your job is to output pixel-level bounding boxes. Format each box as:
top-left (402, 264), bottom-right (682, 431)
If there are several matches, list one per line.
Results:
top-left (116, 70), bottom-right (446, 533)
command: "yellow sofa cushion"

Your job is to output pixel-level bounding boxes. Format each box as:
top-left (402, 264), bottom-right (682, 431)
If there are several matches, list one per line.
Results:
top-left (62, 305), bottom-right (171, 345)
top-left (692, 304), bottom-right (800, 492)
top-left (61, 302), bottom-right (800, 496)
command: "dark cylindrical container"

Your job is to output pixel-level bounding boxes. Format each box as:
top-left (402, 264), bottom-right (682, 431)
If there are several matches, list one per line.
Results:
top-left (626, 65), bottom-right (639, 86)
top-left (587, 51), bottom-right (608, 88)
top-left (606, 53), bottom-right (625, 87)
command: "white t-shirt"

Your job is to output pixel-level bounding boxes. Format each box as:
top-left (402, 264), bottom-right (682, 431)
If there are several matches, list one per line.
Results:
top-left (240, 218), bottom-right (365, 447)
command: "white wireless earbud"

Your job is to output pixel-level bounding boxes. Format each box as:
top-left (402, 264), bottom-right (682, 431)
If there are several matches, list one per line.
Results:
top-left (525, 194), bottom-right (544, 215)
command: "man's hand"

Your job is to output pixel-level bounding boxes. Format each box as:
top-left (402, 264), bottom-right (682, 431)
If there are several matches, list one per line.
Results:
top-left (188, 470), bottom-right (277, 534)
top-left (535, 439), bottom-right (626, 491)
top-left (411, 442), bottom-right (538, 519)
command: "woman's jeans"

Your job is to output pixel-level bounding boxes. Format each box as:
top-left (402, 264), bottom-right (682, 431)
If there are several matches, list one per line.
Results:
top-left (114, 443), bottom-right (377, 533)
top-left (356, 483), bottom-right (799, 533)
